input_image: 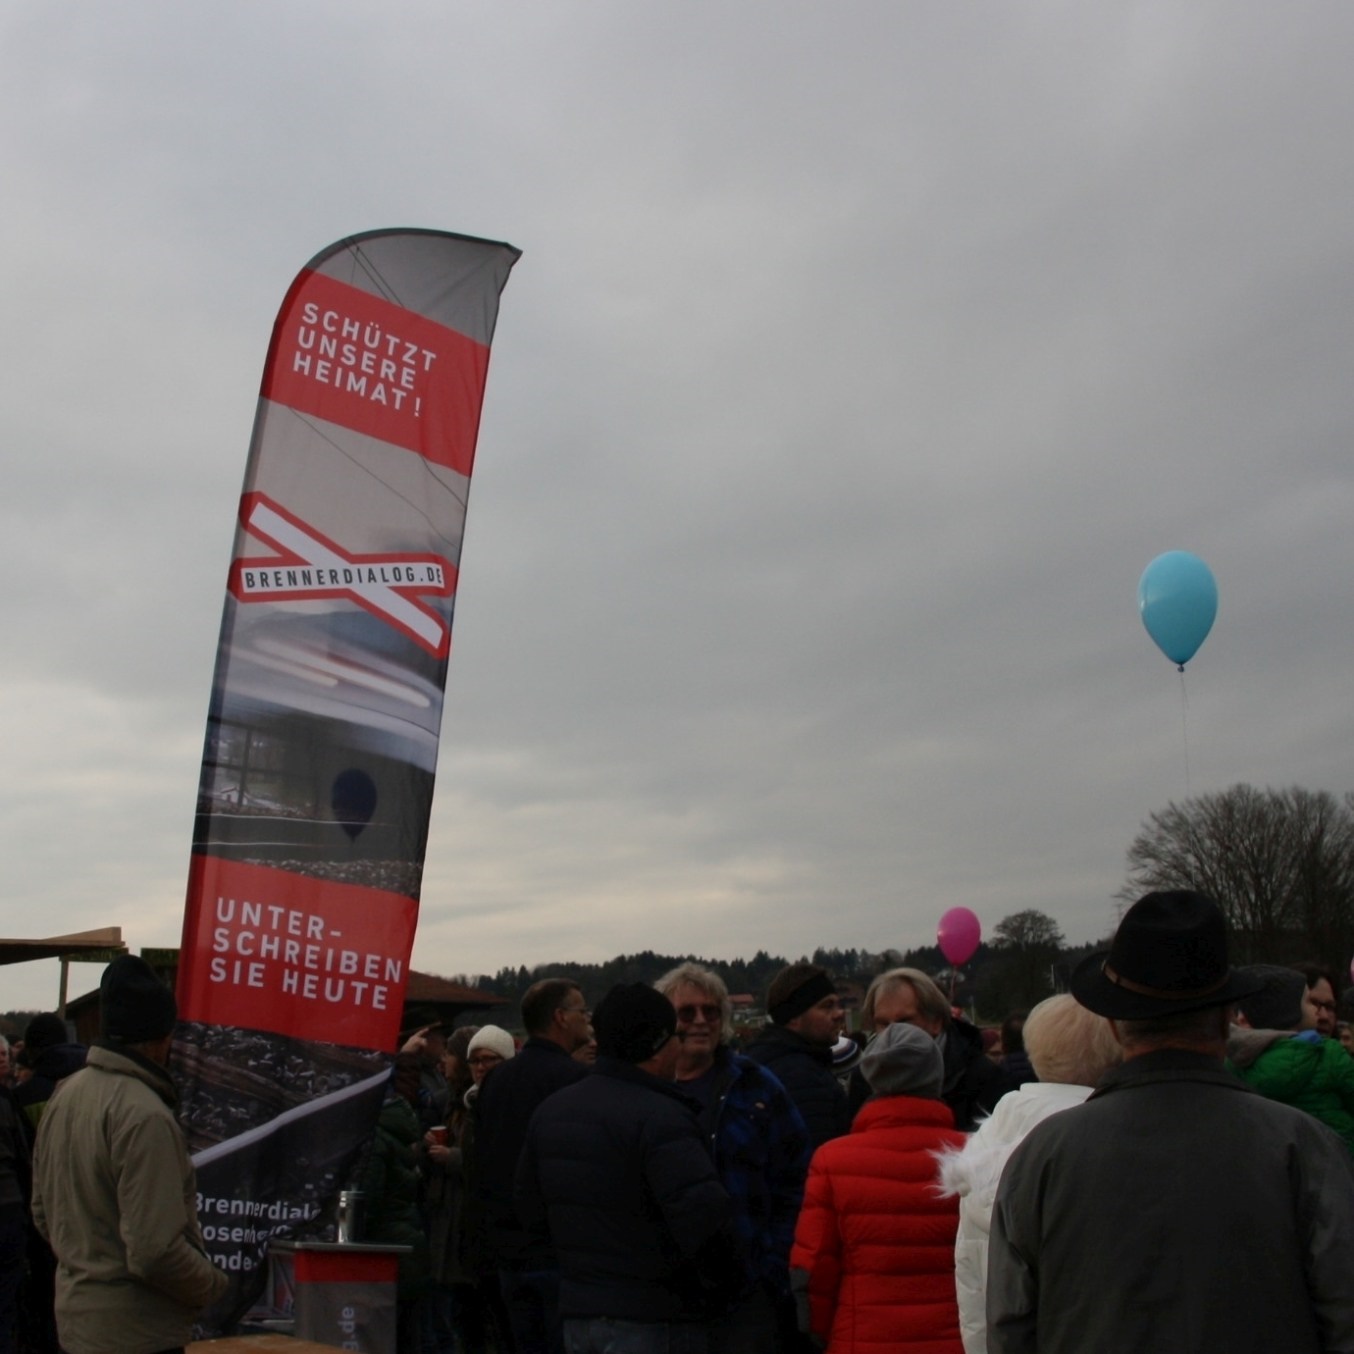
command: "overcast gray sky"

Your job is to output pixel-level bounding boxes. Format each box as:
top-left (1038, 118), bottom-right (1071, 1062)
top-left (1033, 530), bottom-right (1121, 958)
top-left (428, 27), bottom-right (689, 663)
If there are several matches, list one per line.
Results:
top-left (3, 3), bottom-right (1353, 1012)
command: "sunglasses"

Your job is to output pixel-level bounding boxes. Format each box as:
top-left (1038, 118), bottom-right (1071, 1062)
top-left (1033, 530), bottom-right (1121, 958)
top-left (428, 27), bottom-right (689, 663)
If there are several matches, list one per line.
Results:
top-left (468, 1053), bottom-right (504, 1067)
top-left (675, 1003), bottom-right (722, 1023)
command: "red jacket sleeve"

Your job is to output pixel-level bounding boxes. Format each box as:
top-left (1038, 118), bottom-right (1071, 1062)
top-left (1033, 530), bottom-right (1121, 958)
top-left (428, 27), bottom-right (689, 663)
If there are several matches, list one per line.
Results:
top-left (790, 1149), bottom-right (842, 1340)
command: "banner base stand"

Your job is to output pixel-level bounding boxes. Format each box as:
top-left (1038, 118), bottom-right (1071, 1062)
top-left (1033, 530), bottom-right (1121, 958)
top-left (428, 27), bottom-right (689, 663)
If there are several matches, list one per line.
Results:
top-left (243, 1239), bottom-right (412, 1353)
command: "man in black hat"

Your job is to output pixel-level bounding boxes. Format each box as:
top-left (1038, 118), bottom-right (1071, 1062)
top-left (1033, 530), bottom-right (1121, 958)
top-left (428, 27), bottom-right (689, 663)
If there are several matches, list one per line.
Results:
top-left (515, 983), bottom-right (739, 1353)
top-left (986, 891), bottom-right (1354, 1354)
top-left (31, 956), bottom-right (227, 1354)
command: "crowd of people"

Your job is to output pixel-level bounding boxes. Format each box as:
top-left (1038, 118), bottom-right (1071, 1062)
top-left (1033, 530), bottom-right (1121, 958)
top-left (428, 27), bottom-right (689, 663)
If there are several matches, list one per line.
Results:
top-left (354, 894), bottom-right (1354, 1354)
top-left (7, 893), bottom-right (1354, 1353)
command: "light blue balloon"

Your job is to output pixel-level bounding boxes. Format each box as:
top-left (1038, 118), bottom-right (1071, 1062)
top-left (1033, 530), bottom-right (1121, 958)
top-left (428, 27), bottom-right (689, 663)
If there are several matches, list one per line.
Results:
top-left (1138, 551), bottom-right (1218, 670)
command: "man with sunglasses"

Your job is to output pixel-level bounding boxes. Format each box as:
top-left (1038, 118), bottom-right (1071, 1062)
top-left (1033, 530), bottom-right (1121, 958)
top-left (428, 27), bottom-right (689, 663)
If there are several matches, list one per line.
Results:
top-left (655, 964), bottom-right (811, 1353)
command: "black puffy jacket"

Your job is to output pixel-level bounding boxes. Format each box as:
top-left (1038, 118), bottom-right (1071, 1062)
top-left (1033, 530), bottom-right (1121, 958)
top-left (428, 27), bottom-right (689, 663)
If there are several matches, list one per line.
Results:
top-left (515, 1057), bottom-right (739, 1323)
top-left (745, 1024), bottom-right (851, 1149)
top-left (472, 1036), bottom-right (588, 1268)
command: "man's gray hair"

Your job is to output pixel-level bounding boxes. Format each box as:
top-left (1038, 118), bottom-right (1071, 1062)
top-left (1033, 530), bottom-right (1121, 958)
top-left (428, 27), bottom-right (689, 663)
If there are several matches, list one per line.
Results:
top-left (1115, 1004), bottom-right (1230, 1052)
top-left (654, 962), bottom-right (732, 1044)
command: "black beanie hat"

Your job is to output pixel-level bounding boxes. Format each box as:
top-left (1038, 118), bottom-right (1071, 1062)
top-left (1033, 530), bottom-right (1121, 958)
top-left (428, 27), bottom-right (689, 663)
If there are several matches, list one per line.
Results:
top-left (593, 983), bottom-right (676, 1063)
top-left (100, 955), bottom-right (178, 1043)
top-left (767, 963), bottom-right (836, 1025)
top-left (23, 1013), bottom-right (69, 1055)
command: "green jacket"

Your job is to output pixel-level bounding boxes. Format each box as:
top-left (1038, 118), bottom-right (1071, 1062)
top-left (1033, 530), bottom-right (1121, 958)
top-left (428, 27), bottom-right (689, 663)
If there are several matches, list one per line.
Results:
top-left (357, 1092), bottom-right (432, 1298)
top-left (30, 1041), bottom-right (227, 1354)
top-left (1228, 1027), bottom-right (1354, 1153)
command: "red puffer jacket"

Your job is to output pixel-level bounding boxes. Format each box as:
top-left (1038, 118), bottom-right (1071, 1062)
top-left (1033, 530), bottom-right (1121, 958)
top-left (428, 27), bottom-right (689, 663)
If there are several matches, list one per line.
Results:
top-left (791, 1096), bottom-right (965, 1354)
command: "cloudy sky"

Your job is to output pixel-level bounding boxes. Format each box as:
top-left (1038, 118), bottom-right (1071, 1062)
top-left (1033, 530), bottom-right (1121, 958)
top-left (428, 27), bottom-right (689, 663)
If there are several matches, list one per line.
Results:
top-left (3, 4), bottom-right (1353, 1011)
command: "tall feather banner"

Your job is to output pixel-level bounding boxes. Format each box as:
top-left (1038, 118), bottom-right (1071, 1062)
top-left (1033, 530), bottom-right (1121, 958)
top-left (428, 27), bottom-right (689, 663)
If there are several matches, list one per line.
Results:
top-left (172, 229), bottom-right (519, 1327)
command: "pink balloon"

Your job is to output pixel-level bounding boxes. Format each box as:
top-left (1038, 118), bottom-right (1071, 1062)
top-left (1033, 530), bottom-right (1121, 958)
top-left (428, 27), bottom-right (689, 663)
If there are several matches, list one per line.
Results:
top-left (937, 907), bottom-right (982, 966)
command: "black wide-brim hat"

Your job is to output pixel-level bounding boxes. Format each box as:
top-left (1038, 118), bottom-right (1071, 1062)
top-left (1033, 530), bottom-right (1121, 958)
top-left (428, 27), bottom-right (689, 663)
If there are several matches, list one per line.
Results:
top-left (1071, 890), bottom-right (1265, 1021)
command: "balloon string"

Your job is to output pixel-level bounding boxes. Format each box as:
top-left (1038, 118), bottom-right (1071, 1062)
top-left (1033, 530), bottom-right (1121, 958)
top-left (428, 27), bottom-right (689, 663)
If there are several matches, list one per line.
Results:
top-left (1178, 669), bottom-right (1191, 798)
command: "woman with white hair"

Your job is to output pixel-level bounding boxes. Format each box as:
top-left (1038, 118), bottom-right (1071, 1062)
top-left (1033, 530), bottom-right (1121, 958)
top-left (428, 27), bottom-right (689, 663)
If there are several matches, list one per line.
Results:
top-left (935, 994), bottom-right (1121, 1354)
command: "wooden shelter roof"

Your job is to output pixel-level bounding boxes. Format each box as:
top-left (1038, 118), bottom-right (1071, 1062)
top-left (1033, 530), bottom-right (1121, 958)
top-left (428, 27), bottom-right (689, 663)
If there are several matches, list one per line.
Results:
top-left (0, 928), bottom-right (125, 967)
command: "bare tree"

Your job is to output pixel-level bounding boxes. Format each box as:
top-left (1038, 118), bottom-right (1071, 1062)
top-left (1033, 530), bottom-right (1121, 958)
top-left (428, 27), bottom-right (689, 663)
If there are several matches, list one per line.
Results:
top-left (1122, 784), bottom-right (1354, 976)
top-left (978, 909), bottom-right (1066, 1014)
top-left (993, 910), bottom-right (1066, 952)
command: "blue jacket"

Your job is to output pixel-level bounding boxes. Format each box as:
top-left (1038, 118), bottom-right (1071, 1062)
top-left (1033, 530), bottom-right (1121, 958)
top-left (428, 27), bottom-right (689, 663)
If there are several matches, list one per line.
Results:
top-left (697, 1048), bottom-right (811, 1300)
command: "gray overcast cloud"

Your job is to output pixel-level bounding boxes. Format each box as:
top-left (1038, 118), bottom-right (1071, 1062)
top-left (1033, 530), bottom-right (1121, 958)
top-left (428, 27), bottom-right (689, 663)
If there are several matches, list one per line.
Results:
top-left (2, 3), bottom-right (1353, 1009)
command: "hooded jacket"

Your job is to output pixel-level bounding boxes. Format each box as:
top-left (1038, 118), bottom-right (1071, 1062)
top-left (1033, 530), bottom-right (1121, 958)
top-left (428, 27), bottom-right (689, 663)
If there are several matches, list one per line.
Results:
top-left (935, 1082), bottom-right (1093, 1354)
top-left (30, 1042), bottom-right (227, 1354)
top-left (791, 1095), bottom-right (966, 1354)
top-left (1227, 1026), bottom-right (1354, 1152)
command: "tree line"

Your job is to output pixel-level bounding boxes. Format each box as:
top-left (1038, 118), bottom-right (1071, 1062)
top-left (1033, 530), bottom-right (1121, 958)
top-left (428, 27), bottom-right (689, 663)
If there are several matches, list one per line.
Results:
top-left (448, 917), bottom-right (1105, 1030)
top-left (446, 783), bottom-right (1353, 1026)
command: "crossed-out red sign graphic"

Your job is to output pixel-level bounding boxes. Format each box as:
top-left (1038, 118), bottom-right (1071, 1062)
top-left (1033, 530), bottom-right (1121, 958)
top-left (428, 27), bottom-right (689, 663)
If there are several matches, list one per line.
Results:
top-left (227, 493), bottom-right (457, 657)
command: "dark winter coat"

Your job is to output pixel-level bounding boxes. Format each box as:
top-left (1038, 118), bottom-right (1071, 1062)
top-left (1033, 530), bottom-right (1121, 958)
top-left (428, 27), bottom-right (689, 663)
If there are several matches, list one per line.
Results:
top-left (938, 1020), bottom-right (1008, 1132)
top-left (994, 1050), bottom-right (1035, 1096)
top-left (988, 1049), bottom-right (1354, 1354)
top-left (515, 1057), bottom-right (739, 1323)
top-left (746, 1024), bottom-right (851, 1149)
top-left (472, 1036), bottom-right (588, 1269)
top-left (13, 1042), bottom-right (87, 1133)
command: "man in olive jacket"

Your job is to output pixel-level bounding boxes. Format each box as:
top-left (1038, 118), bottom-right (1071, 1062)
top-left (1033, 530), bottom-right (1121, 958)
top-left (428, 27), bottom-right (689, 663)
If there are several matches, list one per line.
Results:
top-left (988, 892), bottom-right (1354, 1354)
top-left (31, 956), bottom-right (227, 1354)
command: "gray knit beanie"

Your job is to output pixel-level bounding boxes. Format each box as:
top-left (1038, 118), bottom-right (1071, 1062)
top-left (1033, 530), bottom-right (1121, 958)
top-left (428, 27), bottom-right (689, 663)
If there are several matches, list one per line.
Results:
top-left (860, 1021), bottom-right (944, 1098)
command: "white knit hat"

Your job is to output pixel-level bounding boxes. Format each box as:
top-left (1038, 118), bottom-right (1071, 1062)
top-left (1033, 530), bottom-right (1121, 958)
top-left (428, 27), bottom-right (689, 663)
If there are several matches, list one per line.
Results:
top-left (466, 1025), bottom-right (516, 1060)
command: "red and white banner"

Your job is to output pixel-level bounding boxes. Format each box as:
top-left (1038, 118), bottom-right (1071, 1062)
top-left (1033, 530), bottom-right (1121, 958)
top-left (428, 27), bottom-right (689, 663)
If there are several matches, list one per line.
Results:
top-left (173, 230), bottom-right (518, 1328)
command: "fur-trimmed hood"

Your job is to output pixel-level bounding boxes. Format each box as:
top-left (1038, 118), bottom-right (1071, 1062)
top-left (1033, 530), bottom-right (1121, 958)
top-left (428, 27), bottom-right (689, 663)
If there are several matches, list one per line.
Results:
top-left (935, 1080), bottom-right (1096, 1354)
top-left (936, 1082), bottom-right (1093, 1223)
top-left (1226, 1023), bottom-right (1295, 1072)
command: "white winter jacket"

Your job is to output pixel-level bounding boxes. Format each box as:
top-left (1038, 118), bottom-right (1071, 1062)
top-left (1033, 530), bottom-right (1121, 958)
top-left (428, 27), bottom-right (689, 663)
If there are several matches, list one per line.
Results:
top-left (934, 1082), bottom-right (1092, 1354)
